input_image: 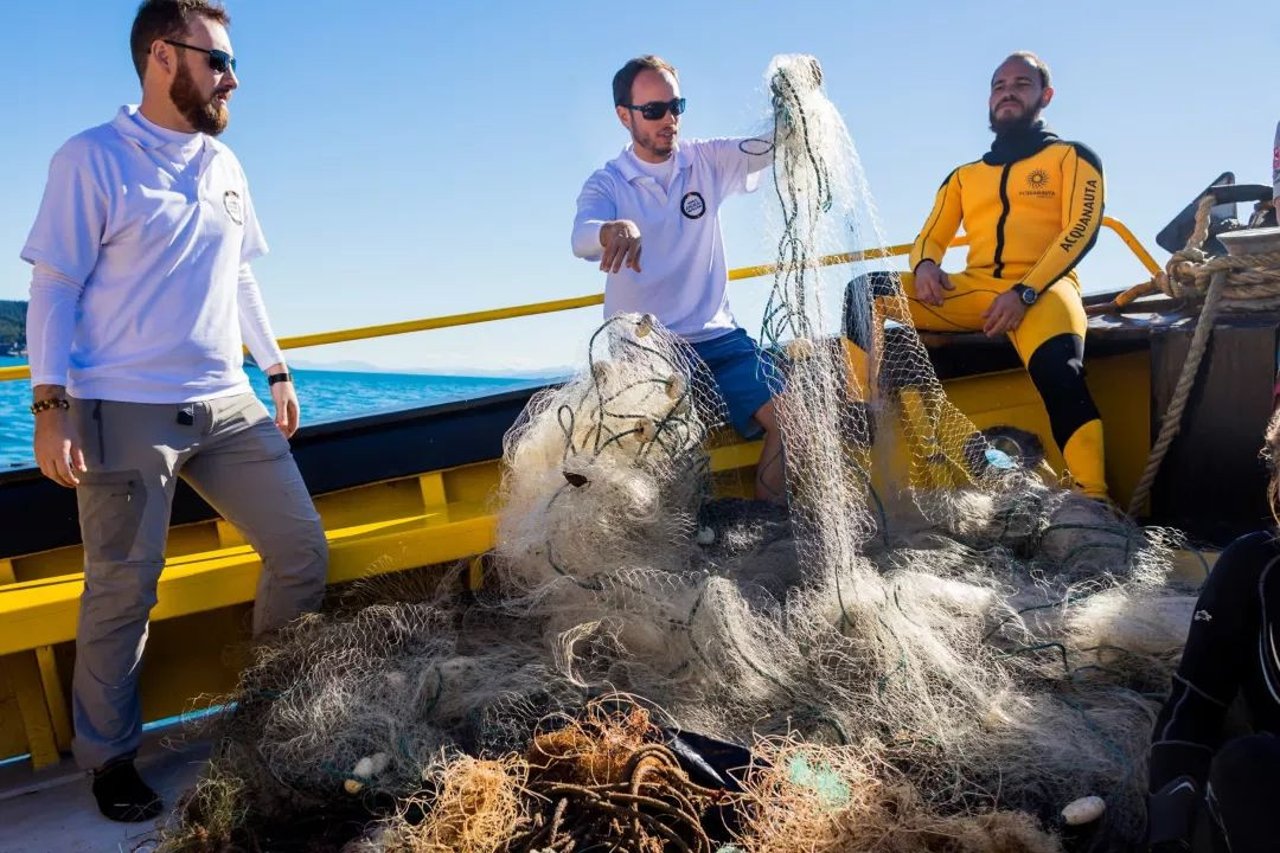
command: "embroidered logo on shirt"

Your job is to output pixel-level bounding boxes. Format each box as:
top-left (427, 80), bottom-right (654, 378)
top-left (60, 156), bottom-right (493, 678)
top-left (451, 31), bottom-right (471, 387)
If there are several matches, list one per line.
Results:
top-left (1193, 609), bottom-right (1212, 623)
top-left (681, 191), bottom-right (706, 220)
top-left (1019, 169), bottom-right (1055, 198)
top-left (223, 190), bottom-right (244, 225)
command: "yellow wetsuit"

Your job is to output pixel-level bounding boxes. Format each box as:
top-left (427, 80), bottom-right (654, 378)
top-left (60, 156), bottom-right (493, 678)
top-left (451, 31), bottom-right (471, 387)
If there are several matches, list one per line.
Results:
top-left (903, 124), bottom-right (1107, 498)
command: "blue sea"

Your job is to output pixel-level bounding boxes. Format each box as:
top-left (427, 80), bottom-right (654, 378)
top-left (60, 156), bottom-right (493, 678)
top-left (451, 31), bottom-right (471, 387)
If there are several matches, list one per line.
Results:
top-left (0, 356), bottom-right (554, 470)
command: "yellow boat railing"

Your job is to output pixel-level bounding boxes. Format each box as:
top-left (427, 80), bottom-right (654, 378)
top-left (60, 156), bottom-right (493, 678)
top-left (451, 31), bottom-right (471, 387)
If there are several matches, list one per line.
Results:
top-left (0, 217), bottom-right (1164, 770)
top-left (0, 217), bottom-right (1161, 384)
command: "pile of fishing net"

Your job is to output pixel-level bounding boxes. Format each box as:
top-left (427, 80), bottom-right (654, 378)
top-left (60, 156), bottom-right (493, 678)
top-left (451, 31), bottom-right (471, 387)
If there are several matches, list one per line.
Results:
top-left (156, 56), bottom-right (1201, 852)
top-left (365, 699), bottom-right (1069, 853)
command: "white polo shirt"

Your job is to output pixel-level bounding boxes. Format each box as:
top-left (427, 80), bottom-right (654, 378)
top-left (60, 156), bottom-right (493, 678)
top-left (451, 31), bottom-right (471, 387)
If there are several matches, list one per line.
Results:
top-left (572, 138), bottom-right (771, 343)
top-left (21, 105), bottom-right (274, 403)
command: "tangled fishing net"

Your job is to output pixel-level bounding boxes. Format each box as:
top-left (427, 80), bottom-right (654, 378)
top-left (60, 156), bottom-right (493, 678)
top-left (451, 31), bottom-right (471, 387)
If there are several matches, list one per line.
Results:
top-left (158, 55), bottom-right (1203, 852)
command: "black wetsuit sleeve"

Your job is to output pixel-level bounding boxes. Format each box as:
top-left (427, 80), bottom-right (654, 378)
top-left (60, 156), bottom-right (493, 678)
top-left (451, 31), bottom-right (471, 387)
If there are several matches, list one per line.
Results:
top-left (1148, 531), bottom-right (1276, 792)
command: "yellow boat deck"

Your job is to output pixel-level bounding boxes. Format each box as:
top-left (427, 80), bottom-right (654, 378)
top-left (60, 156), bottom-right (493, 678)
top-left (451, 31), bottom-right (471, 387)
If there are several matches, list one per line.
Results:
top-left (0, 217), bottom-right (1219, 853)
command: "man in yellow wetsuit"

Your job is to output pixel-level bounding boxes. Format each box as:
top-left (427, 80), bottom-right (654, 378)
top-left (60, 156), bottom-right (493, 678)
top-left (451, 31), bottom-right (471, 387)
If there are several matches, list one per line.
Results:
top-left (901, 51), bottom-right (1107, 499)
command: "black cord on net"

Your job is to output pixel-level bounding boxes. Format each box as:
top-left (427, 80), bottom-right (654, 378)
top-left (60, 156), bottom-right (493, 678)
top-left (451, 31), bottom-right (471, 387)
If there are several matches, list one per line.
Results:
top-left (557, 317), bottom-right (706, 464)
top-left (759, 70), bottom-right (902, 550)
top-left (763, 66), bottom-right (832, 349)
top-left (818, 545), bottom-right (912, 696)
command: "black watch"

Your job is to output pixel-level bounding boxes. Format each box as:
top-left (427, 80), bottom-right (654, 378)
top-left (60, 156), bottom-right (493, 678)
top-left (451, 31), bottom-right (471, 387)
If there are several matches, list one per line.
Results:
top-left (1012, 284), bottom-right (1038, 306)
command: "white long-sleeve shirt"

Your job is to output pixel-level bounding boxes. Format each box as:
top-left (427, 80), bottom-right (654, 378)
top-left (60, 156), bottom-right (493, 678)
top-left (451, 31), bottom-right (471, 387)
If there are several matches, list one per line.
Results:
top-left (571, 138), bottom-right (771, 342)
top-left (21, 105), bottom-right (284, 402)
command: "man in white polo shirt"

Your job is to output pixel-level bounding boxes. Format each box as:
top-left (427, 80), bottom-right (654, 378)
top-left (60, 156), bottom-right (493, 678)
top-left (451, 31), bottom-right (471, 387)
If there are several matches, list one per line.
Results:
top-left (21, 0), bottom-right (327, 822)
top-left (572, 55), bottom-right (784, 501)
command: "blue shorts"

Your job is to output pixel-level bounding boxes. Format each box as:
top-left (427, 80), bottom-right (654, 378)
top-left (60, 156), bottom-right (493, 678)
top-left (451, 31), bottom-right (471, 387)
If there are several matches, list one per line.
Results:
top-left (690, 328), bottom-right (777, 439)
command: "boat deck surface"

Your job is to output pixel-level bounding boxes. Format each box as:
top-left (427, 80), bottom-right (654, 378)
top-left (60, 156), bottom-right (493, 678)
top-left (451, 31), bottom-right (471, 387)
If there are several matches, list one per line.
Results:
top-left (0, 726), bottom-right (206, 853)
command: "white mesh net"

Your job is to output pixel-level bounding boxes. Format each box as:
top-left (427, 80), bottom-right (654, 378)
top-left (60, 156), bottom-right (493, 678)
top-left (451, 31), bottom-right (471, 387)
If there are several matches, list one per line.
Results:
top-left (160, 55), bottom-right (1197, 853)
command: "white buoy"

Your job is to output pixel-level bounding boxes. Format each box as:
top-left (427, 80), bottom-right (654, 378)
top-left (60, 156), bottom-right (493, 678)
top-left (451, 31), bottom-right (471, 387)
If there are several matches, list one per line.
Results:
top-left (665, 375), bottom-right (685, 399)
top-left (592, 360), bottom-right (614, 383)
top-left (345, 751), bottom-right (391, 794)
top-left (696, 526), bottom-right (716, 546)
top-left (1062, 795), bottom-right (1105, 825)
top-left (787, 337), bottom-right (815, 360)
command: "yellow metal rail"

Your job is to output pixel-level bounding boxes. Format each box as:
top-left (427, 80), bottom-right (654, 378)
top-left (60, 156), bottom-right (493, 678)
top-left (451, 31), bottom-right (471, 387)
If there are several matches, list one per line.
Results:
top-left (0, 216), bottom-right (1162, 770)
top-left (0, 217), bottom-right (1158, 384)
top-left (1102, 216), bottom-right (1162, 277)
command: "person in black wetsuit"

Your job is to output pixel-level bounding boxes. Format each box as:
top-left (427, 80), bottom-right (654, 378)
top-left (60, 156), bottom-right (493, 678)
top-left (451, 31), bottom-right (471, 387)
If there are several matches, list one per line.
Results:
top-left (1146, 413), bottom-right (1280, 851)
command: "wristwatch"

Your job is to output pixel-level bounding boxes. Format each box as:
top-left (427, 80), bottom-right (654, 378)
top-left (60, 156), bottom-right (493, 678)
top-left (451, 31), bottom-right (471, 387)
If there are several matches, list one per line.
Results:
top-left (1011, 284), bottom-right (1038, 306)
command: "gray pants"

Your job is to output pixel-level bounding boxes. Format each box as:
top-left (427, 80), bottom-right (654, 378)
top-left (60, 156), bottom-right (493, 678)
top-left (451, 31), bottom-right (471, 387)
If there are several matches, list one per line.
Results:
top-left (69, 392), bottom-right (328, 769)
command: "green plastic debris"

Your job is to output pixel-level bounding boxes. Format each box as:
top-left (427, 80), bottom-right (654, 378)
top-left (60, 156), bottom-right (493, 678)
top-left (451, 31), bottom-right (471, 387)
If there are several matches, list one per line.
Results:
top-left (788, 753), bottom-right (851, 808)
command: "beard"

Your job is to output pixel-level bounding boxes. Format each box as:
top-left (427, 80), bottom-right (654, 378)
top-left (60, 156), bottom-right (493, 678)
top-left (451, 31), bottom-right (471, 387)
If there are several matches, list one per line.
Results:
top-left (988, 101), bottom-right (1039, 135)
top-left (633, 126), bottom-right (675, 160)
top-left (171, 61), bottom-right (229, 136)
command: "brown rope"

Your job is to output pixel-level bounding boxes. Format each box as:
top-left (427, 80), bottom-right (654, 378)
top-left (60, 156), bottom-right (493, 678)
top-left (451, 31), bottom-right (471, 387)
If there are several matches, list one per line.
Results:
top-left (1088, 197), bottom-right (1280, 316)
top-left (1157, 196), bottom-right (1280, 306)
top-left (508, 732), bottom-right (724, 852)
top-left (1127, 195), bottom-right (1245, 516)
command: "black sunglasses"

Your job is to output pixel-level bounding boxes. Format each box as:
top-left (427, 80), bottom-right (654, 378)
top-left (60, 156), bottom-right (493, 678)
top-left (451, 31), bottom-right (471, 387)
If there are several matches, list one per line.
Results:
top-left (163, 39), bottom-right (236, 74)
top-left (623, 98), bottom-right (686, 121)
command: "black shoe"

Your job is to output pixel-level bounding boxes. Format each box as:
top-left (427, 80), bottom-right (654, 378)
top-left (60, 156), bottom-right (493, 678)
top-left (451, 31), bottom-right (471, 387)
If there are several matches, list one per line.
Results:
top-left (91, 757), bottom-right (163, 822)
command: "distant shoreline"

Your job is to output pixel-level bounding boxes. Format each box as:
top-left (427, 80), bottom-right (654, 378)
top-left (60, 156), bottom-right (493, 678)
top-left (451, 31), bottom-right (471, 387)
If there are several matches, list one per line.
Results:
top-left (0, 365), bottom-right (559, 469)
top-left (0, 355), bottom-right (568, 384)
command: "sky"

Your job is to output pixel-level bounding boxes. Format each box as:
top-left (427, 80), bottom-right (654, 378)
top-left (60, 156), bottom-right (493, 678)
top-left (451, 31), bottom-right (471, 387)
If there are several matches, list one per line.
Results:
top-left (0, 0), bottom-right (1276, 374)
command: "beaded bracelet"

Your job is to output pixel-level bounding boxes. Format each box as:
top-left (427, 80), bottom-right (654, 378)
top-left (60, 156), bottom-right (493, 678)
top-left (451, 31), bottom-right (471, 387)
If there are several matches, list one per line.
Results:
top-left (30, 398), bottom-right (70, 415)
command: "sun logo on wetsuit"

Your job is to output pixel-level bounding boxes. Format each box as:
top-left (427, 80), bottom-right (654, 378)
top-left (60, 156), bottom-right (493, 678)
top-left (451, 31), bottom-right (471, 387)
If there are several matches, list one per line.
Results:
top-left (1027, 169), bottom-right (1049, 189)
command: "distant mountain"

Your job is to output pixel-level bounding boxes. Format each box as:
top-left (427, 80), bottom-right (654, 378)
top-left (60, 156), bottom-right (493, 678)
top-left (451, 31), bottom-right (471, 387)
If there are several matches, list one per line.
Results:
top-left (0, 301), bottom-right (25, 353)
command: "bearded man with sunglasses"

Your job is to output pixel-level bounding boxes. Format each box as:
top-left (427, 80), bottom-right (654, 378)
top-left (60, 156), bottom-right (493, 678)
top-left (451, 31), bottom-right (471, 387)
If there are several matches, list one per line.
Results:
top-left (21, 0), bottom-right (327, 822)
top-left (572, 55), bottom-right (784, 501)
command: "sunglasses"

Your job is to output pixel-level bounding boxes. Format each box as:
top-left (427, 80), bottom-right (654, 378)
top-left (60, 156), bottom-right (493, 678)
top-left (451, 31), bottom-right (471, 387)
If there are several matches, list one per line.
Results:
top-left (163, 39), bottom-right (237, 74)
top-left (623, 98), bottom-right (687, 121)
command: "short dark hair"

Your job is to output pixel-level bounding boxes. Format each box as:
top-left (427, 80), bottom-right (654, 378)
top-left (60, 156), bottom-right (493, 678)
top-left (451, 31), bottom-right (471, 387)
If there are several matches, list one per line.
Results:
top-left (611, 55), bottom-right (678, 107)
top-left (130, 0), bottom-right (230, 83)
top-left (999, 51), bottom-right (1052, 90)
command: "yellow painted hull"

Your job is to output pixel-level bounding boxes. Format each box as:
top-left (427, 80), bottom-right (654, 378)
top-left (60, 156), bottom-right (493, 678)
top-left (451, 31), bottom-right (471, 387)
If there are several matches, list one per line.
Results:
top-left (0, 342), bottom-right (1162, 768)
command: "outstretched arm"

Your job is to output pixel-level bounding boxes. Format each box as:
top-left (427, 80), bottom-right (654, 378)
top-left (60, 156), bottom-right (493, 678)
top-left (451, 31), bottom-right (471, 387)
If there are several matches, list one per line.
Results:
top-left (571, 175), bottom-right (641, 273)
top-left (571, 176), bottom-right (617, 262)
